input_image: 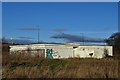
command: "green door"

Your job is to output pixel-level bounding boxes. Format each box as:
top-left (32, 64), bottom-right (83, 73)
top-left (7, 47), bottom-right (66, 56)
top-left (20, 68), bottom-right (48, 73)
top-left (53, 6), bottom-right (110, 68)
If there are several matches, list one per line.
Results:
top-left (46, 49), bottom-right (53, 58)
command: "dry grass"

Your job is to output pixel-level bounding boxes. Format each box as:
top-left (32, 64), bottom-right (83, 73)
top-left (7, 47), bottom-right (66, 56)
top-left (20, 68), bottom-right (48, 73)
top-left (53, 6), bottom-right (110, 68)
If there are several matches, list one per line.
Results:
top-left (2, 53), bottom-right (119, 78)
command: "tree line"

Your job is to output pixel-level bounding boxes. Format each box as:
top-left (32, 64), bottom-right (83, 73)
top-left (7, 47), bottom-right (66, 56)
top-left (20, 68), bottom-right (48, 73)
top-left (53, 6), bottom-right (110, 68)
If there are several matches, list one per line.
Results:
top-left (105, 32), bottom-right (120, 57)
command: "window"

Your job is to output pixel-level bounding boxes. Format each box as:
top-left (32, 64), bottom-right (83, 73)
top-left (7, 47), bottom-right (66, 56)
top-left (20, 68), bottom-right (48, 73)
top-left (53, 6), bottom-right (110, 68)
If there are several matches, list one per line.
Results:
top-left (89, 53), bottom-right (93, 57)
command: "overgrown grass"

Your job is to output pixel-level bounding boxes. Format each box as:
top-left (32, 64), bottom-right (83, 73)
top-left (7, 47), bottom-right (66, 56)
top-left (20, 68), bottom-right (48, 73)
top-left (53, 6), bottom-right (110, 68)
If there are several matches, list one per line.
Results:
top-left (2, 53), bottom-right (119, 78)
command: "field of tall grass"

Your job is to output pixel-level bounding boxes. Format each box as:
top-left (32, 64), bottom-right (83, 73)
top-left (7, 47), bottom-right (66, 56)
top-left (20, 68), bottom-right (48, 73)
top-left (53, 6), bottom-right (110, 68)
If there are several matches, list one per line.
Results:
top-left (2, 43), bottom-right (120, 79)
top-left (2, 53), bottom-right (119, 78)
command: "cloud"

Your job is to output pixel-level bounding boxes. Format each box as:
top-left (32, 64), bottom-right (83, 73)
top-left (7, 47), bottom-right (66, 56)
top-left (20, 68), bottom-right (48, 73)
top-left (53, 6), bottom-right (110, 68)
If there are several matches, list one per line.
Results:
top-left (51, 33), bottom-right (105, 43)
top-left (17, 28), bottom-right (39, 30)
top-left (18, 37), bottom-right (35, 39)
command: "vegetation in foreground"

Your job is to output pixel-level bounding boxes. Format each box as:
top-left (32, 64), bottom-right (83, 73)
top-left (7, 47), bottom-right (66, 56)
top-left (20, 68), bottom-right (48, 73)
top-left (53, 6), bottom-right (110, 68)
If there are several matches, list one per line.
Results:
top-left (2, 51), bottom-right (119, 78)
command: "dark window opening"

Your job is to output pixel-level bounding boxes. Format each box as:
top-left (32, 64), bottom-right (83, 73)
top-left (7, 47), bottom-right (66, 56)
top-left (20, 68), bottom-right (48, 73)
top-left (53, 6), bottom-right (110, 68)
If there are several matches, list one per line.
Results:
top-left (89, 53), bottom-right (93, 56)
top-left (73, 47), bottom-right (77, 48)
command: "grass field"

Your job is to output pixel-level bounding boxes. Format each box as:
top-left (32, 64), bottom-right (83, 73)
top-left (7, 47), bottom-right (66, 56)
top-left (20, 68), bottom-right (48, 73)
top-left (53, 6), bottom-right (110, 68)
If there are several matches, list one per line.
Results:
top-left (1, 43), bottom-right (120, 79)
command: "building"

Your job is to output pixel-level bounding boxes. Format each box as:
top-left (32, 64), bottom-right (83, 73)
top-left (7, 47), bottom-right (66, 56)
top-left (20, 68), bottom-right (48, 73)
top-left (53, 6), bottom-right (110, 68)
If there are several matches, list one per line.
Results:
top-left (10, 43), bottom-right (113, 59)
